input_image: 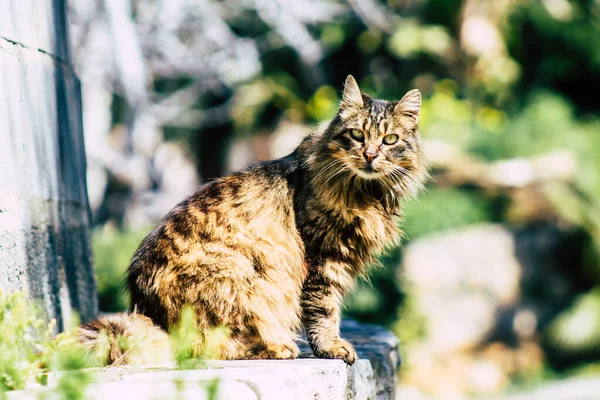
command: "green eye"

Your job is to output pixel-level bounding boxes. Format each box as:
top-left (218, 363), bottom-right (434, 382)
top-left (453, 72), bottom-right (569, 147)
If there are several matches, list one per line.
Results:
top-left (349, 129), bottom-right (364, 141)
top-left (382, 134), bottom-right (399, 145)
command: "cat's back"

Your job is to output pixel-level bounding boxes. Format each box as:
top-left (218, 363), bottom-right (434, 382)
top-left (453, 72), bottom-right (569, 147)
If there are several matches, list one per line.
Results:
top-left (127, 153), bottom-right (306, 329)
top-left (135, 153), bottom-right (300, 255)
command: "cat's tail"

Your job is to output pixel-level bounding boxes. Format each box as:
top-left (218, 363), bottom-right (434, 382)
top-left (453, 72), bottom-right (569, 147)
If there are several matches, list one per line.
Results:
top-left (77, 313), bottom-right (173, 366)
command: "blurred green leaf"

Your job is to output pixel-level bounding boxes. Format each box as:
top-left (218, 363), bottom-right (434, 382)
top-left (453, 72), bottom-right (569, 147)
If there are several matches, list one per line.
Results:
top-left (307, 85), bottom-right (339, 121)
top-left (92, 227), bottom-right (148, 312)
top-left (546, 287), bottom-right (600, 354)
top-left (402, 188), bottom-right (491, 241)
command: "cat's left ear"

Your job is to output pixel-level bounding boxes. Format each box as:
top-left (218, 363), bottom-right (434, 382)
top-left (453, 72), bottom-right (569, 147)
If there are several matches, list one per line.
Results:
top-left (394, 89), bottom-right (421, 126)
top-left (341, 75), bottom-right (365, 109)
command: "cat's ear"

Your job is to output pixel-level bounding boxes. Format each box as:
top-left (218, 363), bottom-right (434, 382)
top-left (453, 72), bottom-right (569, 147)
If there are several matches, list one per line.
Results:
top-left (341, 75), bottom-right (364, 109)
top-left (394, 89), bottom-right (421, 126)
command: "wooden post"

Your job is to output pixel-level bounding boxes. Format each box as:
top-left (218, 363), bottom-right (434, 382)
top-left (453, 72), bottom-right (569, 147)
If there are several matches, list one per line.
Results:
top-left (0, 0), bottom-right (97, 330)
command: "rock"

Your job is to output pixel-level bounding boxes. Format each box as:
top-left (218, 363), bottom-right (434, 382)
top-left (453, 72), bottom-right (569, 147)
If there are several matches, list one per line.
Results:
top-left (0, 0), bottom-right (97, 328)
top-left (403, 224), bottom-right (521, 352)
top-left (400, 223), bottom-right (584, 397)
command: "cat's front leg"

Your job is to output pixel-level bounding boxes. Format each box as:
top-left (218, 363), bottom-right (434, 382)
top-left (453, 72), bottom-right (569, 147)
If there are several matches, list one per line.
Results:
top-left (301, 263), bottom-right (357, 365)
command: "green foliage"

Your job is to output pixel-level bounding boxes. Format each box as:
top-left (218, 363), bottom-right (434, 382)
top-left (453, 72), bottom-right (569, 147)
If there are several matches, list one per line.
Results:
top-left (505, 0), bottom-right (600, 104)
top-left (203, 377), bottom-right (220, 400)
top-left (307, 85), bottom-right (339, 121)
top-left (545, 181), bottom-right (600, 275)
top-left (541, 118), bottom-right (600, 282)
top-left (0, 292), bottom-right (224, 398)
top-left (401, 187), bottom-right (491, 241)
top-left (545, 287), bottom-right (600, 356)
top-left (419, 80), bottom-right (475, 145)
top-left (0, 290), bottom-right (50, 393)
top-left (391, 284), bottom-right (428, 346)
top-left (344, 249), bottom-right (404, 326)
top-left (0, 292), bottom-right (100, 399)
top-left (50, 355), bottom-right (95, 400)
top-left (92, 227), bottom-right (148, 312)
top-left (169, 306), bottom-right (229, 370)
top-left (387, 21), bottom-right (453, 61)
top-left (470, 92), bottom-right (577, 160)
top-left (563, 361), bottom-right (600, 379)
top-left (170, 306), bottom-right (202, 370)
top-left (320, 24), bottom-right (346, 51)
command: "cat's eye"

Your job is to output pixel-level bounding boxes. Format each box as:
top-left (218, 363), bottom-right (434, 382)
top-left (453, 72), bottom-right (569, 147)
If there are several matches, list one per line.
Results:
top-left (382, 134), bottom-right (399, 145)
top-left (349, 129), bottom-right (364, 141)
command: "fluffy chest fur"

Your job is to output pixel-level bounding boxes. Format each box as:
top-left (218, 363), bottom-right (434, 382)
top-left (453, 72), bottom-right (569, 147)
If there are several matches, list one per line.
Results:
top-left (295, 177), bottom-right (400, 277)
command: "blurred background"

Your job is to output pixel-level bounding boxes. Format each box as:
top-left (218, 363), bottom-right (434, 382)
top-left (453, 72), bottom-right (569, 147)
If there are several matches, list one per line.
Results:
top-left (68, 0), bottom-right (600, 398)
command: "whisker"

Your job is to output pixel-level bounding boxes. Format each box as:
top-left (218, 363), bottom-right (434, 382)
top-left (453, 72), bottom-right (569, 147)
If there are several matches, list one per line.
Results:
top-left (310, 159), bottom-right (345, 186)
top-left (323, 164), bottom-right (349, 186)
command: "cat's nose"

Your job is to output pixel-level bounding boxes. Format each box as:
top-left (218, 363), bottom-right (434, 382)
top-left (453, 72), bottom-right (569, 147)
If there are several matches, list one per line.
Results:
top-left (364, 148), bottom-right (378, 163)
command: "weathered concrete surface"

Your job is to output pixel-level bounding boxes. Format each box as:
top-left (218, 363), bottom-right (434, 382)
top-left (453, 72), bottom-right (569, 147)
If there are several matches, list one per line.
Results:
top-left (0, 0), bottom-right (97, 328)
top-left (9, 321), bottom-right (400, 400)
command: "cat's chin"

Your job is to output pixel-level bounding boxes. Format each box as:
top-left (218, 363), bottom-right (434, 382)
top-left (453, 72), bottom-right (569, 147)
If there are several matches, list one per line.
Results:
top-left (352, 167), bottom-right (385, 180)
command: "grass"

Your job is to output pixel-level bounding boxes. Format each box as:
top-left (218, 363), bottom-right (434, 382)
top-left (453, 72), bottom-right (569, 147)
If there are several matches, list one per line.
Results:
top-left (0, 290), bottom-right (103, 399)
top-left (0, 290), bottom-right (225, 399)
top-left (92, 226), bottom-right (149, 312)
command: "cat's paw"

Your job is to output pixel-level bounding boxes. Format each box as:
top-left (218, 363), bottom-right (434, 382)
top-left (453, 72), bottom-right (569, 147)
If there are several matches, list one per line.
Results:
top-left (313, 339), bottom-right (357, 365)
top-left (254, 342), bottom-right (300, 359)
top-left (273, 342), bottom-right (300, 359)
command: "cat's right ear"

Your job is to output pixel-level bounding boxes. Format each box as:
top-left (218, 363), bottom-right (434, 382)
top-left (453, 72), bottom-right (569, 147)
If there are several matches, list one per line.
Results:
top-left (394, 89), bottom-right (421, 126)
top-left (341, 75), bottom-right (364, 110)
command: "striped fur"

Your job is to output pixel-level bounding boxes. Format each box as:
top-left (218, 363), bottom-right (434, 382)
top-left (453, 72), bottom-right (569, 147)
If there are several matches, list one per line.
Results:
top-left (79, 76), bottom-right (427, 365)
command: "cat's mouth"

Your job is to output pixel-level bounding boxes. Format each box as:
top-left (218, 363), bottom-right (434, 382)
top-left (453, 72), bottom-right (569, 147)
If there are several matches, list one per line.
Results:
top-left (353, 164), bottom-right (384, 180)
top-left (336, 159), bottom-right (385, 180)
top-left (362, 165), bottom-right (377, 173)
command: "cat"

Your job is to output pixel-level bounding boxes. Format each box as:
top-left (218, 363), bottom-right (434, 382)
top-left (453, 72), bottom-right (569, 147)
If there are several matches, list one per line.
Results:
top-left (78, 75), bottom-right (428, 366)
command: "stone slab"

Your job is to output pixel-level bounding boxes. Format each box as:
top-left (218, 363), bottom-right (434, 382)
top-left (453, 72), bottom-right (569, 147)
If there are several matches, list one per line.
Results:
top-left (8, 321), bottom-right (400, 400)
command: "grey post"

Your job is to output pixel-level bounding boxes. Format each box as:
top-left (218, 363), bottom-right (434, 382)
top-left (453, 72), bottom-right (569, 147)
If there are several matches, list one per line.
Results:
top-left (0, 0), bottom-right (97, 330)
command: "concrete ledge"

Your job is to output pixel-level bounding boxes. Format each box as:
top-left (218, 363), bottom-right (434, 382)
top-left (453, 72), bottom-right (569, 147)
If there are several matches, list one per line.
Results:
top-left (9, 321), bottom-right (400, 400)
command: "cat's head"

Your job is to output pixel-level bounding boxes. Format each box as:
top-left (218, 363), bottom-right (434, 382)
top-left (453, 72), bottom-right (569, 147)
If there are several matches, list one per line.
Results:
top-left (318, 75), bottom-right (426, 196)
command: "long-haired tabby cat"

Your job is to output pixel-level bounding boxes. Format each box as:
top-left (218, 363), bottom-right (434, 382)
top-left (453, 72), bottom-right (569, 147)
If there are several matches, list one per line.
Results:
top-left (79, 76), bottom-right (427, 366)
